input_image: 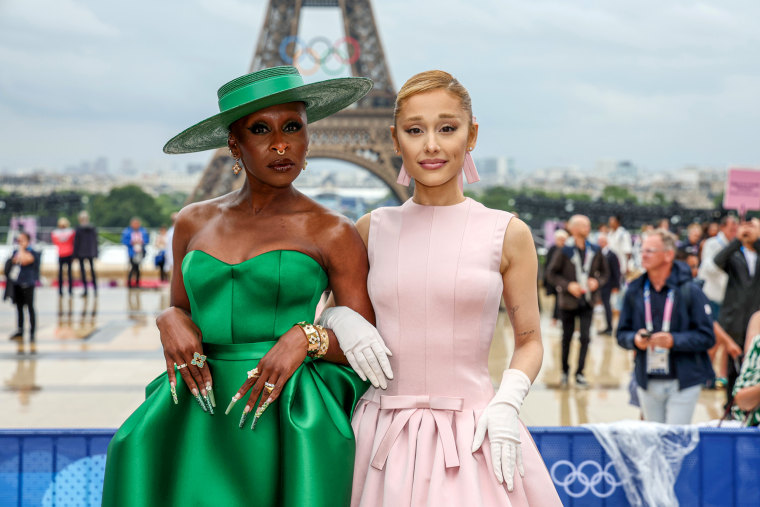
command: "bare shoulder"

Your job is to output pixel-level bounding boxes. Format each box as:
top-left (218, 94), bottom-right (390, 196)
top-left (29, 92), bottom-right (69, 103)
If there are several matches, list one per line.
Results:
top-left (355, 213), bottom-right (371, 246)
top-left (297, 198), bottom-right (362, 247)
top-left (173, 194), bottom-right (241, 245)
top-left (501, 217), bottom-right (537, 272)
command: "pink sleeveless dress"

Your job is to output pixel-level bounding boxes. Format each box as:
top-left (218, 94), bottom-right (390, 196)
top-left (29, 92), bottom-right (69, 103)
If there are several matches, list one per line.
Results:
top-left (351, 198), bottom-right (561, 506)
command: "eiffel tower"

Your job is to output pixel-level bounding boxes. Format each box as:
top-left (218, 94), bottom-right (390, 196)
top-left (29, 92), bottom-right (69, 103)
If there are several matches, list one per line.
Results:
top-left (188, 0), bottom-right (409, 203)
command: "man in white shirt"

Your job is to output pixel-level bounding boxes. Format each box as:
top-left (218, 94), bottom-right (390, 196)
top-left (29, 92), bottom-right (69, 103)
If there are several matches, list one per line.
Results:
top-left (698, 215), bottom-right (738, 318)
top-left (608, 215), bottom-right (632, 280)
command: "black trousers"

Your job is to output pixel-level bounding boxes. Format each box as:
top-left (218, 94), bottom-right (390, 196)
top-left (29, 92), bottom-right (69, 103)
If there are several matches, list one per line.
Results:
top-left (14, 285), bottom-right (36, 340)
top-left (58, 255), bottom-right (73, 294)
top-left (79, 257), bottom-right (97, 293)
top-left (600, 286), bottom-right (614, 331)
top-left (156, 260), bottom-right (167, 282)
top-left (560, 303), bottom-right (593, 375)
top-left (128, 258), bottom-right (141, 288)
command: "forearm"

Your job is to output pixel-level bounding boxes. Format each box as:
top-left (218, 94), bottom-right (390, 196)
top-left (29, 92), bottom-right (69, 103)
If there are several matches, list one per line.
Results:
top-left (508, 337), bottom-right (542, 383)
top-left (616, 302), bottom-right (637, 349)
top-left (671, 329), bottom-right (715, 352)
top-left (714, 239), bottom-right (741, 270)
top-left (320, 329), bottom-right (349, 365)
top-left (734, 384), bottom-right (760, 413)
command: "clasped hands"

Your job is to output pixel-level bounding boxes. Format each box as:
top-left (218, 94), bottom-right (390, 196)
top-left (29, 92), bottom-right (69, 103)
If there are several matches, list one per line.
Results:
top-left (567, 278), bottom-right (598, 298)
top-left (157, 307), bottom-right (311, 428)
top-left (634, 329), bottom-right (674, 351)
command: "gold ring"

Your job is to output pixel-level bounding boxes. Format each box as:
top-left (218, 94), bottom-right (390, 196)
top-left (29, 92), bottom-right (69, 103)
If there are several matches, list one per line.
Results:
top-left (176, 363), bottom-right (187, 369)
top-left (264, 382), bottom-right (275, 393)
top-left (247, 368), bottom-right (260, 379)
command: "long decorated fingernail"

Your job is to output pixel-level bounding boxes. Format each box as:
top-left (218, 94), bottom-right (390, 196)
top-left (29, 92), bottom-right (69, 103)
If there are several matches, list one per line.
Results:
top-left (225, 394), bottom-right (241, 415)
top-left (192, 389), bottom-right (208, 412)
top-left (239, 406), bottom-right (250, 428)
top-left (251, 398), bottom-right (272, 430)
top-left (170, 382), bottom-right (178, 405)
top-left (203, 394), bottom-right (214, 415)
top-left (206, 384), bottom-right (216, 407)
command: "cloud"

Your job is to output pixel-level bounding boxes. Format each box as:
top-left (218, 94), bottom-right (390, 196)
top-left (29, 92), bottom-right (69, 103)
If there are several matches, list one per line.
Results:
top-left (1, 0), bottom-right (119, 37)
top-left (0, 0), bottom-right (759, 174)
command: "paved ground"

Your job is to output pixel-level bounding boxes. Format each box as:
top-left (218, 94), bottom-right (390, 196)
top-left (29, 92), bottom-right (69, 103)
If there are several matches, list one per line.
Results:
top-left (1, 286), bottom-right (726, 428)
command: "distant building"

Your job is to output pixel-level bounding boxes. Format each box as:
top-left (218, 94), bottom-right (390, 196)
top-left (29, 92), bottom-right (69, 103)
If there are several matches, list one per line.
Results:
top-left (474, 156), bottom-right (516, 187)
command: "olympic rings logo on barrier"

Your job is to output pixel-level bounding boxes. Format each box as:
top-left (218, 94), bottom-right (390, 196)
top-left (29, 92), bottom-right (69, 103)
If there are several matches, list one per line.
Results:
top-left (550, 460), bottom-right (623, 498)
top-left (279, 36), bottom-right (361, 76)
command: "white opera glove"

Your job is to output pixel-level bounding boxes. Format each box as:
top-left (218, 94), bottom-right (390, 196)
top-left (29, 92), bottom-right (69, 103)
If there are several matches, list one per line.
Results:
top-left (317, 306), bottom-right (393, 389)
top-left (472, 369), bottom-right (531, 492)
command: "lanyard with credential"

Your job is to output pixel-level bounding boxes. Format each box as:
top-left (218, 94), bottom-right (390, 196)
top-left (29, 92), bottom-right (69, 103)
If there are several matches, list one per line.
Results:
top-left (644, 279), bottom-right (674, 375)
top-left (644, 279), bottom-right (675, 333)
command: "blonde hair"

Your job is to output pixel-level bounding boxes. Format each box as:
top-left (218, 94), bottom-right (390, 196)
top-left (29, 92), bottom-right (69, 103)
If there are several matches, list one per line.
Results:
top-left (647, 228), bottom-right (678, 251)
top-left (393, 70), bottom-right (473, 125)
top-left (58, 217), bottom-right (70, 228)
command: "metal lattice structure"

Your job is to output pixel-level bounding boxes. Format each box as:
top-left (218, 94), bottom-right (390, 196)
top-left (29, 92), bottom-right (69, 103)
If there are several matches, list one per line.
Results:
top-left (189, 0), bottom-right (409, 203)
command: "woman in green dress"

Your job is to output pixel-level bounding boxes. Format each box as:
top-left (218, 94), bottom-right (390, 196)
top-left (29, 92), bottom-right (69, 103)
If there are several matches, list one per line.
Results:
top-left (102, 67), bottom-right (379, 506)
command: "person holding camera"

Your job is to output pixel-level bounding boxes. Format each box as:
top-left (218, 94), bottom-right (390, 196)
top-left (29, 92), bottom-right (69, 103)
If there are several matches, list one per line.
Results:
top-left (617, 229), bottom-right (714, 424)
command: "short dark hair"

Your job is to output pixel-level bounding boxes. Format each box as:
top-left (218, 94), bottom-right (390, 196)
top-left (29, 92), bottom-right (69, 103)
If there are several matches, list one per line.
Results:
top-left (720, 215), bottom-right (737, 226)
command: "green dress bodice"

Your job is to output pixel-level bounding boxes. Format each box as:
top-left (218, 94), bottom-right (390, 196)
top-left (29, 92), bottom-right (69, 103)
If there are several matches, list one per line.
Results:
top-left (103, 250), bottom-right (368, 506)
top-left (183, 250), bottom-right (328, 344)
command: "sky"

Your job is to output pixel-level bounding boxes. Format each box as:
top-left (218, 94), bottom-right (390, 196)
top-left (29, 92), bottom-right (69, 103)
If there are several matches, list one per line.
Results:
top-left (1, 0), bottom-right (759, 176)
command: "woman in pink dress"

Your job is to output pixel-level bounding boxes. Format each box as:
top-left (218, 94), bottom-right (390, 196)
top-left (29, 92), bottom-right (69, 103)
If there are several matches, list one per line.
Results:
top-left (334, 70), bottom-right (561, 506)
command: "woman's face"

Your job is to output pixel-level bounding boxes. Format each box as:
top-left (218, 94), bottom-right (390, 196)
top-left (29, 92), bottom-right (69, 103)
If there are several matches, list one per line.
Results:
top-left (228, 102), bottom-right (308, 188)
top-left (391, 89), bottom-right (477, 190)
top-left (17, 234), bottom-right (29, 249)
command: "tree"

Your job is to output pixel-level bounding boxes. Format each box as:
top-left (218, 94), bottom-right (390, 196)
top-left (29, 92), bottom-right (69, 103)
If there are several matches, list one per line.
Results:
top-left (602, 185), bottom-right (637, 203)
top-left (88, 185), bottom-right (164, 227)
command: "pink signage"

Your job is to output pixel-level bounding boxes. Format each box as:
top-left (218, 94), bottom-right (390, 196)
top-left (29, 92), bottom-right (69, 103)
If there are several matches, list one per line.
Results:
top-left (723, 168), bottom-right (760, 212)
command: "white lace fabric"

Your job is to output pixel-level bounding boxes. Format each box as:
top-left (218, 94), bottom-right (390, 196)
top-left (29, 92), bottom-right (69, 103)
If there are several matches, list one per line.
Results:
top-left (584, 420), bottom-right (699, 507)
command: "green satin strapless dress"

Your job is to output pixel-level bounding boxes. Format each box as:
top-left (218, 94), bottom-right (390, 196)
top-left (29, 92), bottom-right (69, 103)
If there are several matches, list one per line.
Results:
top-left (102, 250), bottom-right (369, 507)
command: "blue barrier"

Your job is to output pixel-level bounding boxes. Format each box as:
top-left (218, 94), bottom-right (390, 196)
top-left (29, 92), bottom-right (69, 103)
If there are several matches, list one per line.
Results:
top-left (0, 427), bottom-right (758, 506)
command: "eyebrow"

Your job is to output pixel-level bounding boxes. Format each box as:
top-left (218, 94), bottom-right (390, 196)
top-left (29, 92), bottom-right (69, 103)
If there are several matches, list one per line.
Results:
top-left (404, 113), bottom-right (461, 121)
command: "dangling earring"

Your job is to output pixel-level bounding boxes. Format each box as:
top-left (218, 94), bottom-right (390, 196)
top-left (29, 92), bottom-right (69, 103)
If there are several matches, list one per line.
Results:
top-left (463, 148), bottom-right (480, 184)
top-left (232, 159), bottom-right (242, 175)
top-left (396, 164), bottom-right (411, 186)
top-left (302, 160), bottom-right (308, 171)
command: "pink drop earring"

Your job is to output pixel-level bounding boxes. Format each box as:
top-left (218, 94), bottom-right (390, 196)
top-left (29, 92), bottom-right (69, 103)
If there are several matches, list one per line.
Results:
top-left (396, 164), bottom-right (411, 186)
top-left (463, 148), bottom-right (480, 184)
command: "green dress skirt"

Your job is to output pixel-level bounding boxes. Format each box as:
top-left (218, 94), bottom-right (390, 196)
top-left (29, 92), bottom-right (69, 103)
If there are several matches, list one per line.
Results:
top-left (103, 250), bottom-right (369, 506)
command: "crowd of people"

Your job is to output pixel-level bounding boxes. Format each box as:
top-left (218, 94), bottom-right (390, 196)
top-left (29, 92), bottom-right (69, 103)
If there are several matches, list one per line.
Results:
top-left (544, 213), bottom-right (760, 426)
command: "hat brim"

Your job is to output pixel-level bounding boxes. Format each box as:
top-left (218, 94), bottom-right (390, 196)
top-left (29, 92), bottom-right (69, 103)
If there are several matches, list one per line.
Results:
top-left (163, 77), bottom-right (373, 154)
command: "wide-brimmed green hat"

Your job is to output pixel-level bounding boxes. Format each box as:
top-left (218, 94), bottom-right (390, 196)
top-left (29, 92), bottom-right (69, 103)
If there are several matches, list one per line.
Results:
top-left (163, 66), bottom-right (373, 154)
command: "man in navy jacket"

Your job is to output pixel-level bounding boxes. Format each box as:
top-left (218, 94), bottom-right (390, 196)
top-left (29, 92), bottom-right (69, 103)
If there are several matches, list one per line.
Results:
top-left (617, 229), bottom-right (714, 424)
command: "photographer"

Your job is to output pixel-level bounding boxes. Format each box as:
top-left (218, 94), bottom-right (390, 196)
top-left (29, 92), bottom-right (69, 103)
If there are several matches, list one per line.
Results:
top-left (617, 229), bottom-right (714, 424)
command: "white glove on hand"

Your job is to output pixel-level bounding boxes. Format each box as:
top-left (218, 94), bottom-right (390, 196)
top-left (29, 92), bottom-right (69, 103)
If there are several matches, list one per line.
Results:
top-left (317, 306), bottom-right (393, 389)
top-left (472, 369), bottom-right (531, 492)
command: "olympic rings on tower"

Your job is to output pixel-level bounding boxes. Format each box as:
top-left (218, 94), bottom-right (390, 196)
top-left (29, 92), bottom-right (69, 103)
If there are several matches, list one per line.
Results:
top-left (279, 36), bottom-right (361, 76)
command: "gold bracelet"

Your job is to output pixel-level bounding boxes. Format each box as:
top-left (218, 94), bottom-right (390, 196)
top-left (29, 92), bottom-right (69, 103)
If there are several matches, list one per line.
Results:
top-left (296, 321), bottom-right (321, 357)
top-left (312, 324), bottom-right (329, 359)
